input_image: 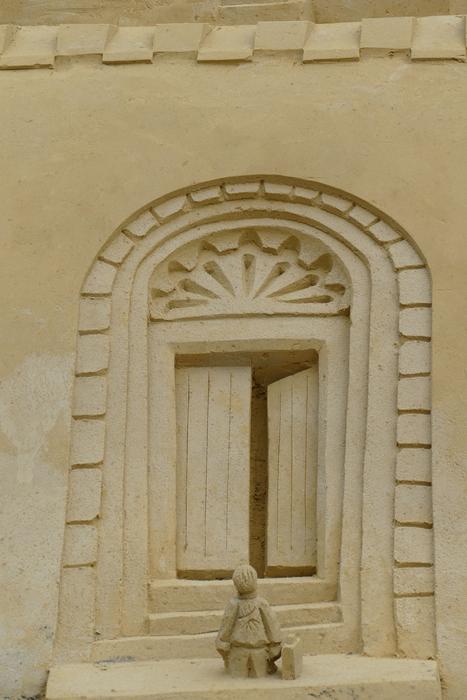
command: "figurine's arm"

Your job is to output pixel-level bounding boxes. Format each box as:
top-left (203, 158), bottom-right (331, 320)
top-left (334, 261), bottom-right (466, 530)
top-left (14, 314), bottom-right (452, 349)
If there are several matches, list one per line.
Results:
top-left (216, 598), bottom-right (238, 656)
top-left (259, 598), bottom-right (282, 659)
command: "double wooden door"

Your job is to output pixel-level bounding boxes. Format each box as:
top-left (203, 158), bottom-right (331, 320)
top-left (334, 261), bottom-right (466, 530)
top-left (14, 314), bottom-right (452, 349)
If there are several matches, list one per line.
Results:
top-left (175, 365), bottom-right (318, 578)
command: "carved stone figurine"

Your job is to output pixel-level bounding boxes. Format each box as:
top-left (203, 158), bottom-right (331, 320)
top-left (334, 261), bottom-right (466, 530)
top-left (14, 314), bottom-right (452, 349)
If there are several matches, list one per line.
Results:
top-left (216, 564), bottom-right (282, 678)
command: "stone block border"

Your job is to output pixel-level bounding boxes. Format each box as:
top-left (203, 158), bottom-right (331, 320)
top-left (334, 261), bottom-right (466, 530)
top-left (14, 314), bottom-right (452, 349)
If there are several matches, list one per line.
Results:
top-left (1, 15), bottom-right (467, 68)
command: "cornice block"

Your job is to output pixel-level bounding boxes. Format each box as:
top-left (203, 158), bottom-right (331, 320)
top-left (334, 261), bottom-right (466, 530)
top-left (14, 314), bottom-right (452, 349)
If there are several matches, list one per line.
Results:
top-left (1, 17), bottom-right (467, 68)
top-left (103, 26), bottom-right (155, 63)
top-left (303, 21), bottom-right (361, 62)
top-left (254, 20), bottom-right (309, 50)
top-left (0, 25), bottom-right (57, 69)
top-left (411, 15), bottom-right (466, 60)
top-left (197, 25), bottom-right (256, 61)
top-left (360, 16), bottom-right (414, 55)
top-left (57, 23), bottom-right (112, 56)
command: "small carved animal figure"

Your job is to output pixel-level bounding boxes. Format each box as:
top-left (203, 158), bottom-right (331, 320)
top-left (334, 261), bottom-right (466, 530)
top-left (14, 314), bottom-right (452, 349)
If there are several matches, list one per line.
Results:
top-left (216, 564), bottom-right (282, 678)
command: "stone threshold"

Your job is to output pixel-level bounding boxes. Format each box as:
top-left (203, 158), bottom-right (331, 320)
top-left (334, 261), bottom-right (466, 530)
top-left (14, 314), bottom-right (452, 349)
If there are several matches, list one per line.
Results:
top-left (46, 654), bottom-right (442, 699)
top-left (90, 622), bottom-right (350, 662)
top-left (1, 15), bottom-right (467, 69)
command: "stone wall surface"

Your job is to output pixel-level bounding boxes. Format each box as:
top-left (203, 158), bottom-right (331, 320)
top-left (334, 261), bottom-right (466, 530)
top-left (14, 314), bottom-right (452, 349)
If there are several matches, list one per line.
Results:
top-left (2, 0), bottom-right (467, 25)
top-left (1, 28), bottom-right (467, 700)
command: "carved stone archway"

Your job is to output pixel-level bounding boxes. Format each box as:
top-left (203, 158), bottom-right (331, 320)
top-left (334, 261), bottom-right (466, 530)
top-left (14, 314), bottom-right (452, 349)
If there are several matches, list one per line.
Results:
top-left (54, 177), bottom-right (434, 665)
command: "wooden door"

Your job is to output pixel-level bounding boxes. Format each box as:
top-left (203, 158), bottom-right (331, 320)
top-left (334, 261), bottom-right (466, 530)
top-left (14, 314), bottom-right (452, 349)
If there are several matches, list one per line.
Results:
top-left (266, 367), bottom-right (319, 575)
top-left (175, 366), bottom-right (252, 576)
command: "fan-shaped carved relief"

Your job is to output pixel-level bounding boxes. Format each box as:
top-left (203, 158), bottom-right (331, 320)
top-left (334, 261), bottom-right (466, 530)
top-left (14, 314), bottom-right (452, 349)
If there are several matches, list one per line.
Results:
top-left (149, 230), bottom-right (350, 321)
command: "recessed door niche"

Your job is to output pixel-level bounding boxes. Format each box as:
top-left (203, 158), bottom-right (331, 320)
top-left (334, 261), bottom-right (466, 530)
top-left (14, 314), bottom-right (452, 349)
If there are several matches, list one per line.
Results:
top-left (146, 224), bottom-right (352, 651)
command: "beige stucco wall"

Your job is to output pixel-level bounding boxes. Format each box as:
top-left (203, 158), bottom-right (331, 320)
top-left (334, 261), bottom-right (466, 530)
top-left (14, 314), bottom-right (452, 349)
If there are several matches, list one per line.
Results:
top-left (1, 53), bottom-right (467, 698)
top-left (2, 0), bottom-right (467, 24)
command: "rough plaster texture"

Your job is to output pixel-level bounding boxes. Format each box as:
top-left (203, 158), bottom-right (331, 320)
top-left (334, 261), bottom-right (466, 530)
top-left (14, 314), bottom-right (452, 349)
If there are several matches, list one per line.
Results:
top-left (0, 355), bottom-right (73, 699)
top-left (0, 30), bottom-right (467, 700)
top-left (2, 0), bottom-right (467, 25)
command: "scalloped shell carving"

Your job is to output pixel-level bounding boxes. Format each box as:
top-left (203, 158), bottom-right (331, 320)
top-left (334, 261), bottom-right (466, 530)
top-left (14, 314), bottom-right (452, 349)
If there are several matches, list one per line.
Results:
top-left (149, 229), bottom-right (350, 321)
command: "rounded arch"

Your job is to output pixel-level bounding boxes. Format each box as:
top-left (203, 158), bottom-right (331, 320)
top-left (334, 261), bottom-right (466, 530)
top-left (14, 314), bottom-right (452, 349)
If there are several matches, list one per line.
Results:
top-left (55, 176), bottom-right (434, 665)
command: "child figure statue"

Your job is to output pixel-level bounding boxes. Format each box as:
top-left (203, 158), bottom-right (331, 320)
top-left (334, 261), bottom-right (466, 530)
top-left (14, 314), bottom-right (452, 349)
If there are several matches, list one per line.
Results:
top-left (216, 564), bottom-right (282, 678)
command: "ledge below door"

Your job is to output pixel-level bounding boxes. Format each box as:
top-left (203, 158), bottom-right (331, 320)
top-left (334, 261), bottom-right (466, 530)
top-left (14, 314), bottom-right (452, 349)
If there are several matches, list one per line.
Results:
top-left (46, 654), bottom-right (441, 700)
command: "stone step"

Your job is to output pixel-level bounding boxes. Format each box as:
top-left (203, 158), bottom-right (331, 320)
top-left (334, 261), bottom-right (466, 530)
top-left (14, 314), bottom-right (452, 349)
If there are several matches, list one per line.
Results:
top-left (149, 577), bottom-right (335, 613)
top-left (148, 602), bottom-right (341, 636)
top-left (90, 623), bottom-right (352, 663)
top-left (46, 655), bottom-right (442, 700)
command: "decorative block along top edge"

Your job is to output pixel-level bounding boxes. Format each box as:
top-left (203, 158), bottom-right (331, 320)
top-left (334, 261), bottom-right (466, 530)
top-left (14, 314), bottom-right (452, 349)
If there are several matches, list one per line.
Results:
top-left (1, 15), bottom-right (465, 68)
